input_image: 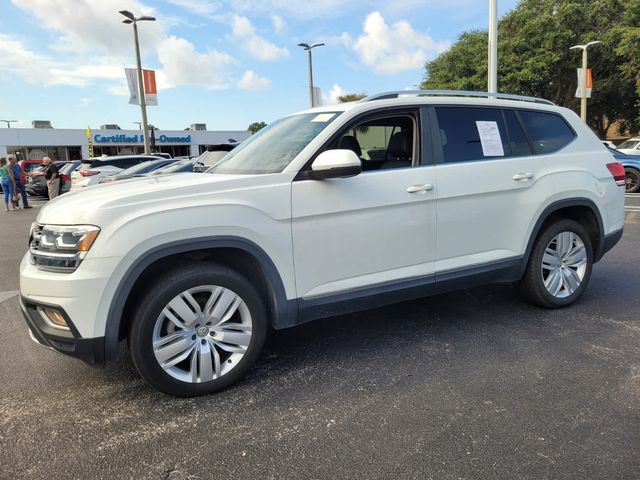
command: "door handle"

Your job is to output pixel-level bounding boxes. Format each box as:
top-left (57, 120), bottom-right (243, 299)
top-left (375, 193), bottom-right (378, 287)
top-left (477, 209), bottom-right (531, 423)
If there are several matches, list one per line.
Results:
top-left (406, 184), bottom-right (434, 193)
top-left (512, 172), bottom-right (534, 181)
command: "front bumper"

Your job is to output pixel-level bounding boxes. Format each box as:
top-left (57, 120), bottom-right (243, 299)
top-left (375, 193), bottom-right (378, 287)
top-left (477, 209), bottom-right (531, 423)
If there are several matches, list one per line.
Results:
top-left (20, 296), bottom-right (105, 365)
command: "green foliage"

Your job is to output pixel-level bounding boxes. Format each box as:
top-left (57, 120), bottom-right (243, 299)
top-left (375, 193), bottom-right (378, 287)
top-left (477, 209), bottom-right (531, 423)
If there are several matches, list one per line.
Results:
top-left (422, 0), bottom-right (640, 137)
top-left (338, 93), bottom-right (367, 102)
top-left (248, 121), bottom-right (267, 134)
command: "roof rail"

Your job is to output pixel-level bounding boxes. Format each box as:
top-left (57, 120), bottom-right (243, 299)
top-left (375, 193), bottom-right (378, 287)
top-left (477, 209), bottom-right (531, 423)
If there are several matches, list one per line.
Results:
top-left (362, 90), bottom-right (555, 106)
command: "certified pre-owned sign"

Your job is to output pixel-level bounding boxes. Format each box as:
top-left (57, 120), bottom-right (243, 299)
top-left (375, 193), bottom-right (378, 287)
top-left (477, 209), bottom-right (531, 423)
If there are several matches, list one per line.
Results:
top-left (93, 134), bottom-right (191, 144)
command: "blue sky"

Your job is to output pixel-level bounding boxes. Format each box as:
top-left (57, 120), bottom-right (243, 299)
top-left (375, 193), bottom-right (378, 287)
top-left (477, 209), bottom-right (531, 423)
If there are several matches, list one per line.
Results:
top-left (0, 0), bottom-right (519, 131)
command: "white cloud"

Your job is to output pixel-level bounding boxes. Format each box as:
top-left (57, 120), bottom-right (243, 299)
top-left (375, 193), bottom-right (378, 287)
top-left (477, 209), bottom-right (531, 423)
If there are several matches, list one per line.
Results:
top-left (231, 15), bottom-right (290, 61)
top-left (272, 14), bottom-right (285, 32)
top-left (322, 84), bottom-right (347, 105)
top-left (166, 0), bottom-right (219, 17)
top-left (158, 36), bottom-right (234, 89)
top-left (238, 70), bottom-right (270, 90)
top-left (11, 0), bottom-right (165, 57)
top-left (348, 11), bottom-right (450, 74)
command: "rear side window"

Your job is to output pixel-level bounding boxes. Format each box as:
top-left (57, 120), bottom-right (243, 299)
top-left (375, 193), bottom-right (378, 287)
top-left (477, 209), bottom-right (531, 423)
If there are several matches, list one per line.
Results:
top-left (435, 107), bottom-right (509, 163)
top-left (519, 110), bottom-right (575, 154)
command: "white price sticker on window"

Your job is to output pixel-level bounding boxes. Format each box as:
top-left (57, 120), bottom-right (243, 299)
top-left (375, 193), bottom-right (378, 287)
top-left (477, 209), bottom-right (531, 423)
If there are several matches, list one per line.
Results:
top-left (476, 121), bottom-right (505, 157)
top-left (311, 113), bottom-right (336, 123)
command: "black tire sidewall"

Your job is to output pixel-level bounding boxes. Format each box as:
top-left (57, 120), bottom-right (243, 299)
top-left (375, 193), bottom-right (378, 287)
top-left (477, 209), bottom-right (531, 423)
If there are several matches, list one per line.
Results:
top-left (527, 219), bottom-right (593, 308)
top-left (129, 263), bottom-right (267, 397)
top-left (624, 167), bottom-right (640, 193)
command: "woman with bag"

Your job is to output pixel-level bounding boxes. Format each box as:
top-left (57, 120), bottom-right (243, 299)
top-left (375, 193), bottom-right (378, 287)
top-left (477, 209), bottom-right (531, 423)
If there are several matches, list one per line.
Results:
top-left (0, 157), bottom-right (17, 211)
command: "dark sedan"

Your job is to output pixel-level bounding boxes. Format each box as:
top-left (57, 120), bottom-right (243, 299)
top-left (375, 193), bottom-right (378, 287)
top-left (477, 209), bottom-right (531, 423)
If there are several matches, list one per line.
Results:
top-left (98, 158), bottom-right (177, 184)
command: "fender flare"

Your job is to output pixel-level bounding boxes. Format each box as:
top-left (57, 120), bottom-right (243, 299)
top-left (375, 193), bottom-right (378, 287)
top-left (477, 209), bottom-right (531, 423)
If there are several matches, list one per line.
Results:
top-left (103, 236), bottom-right (295, 362)
top-left (521, 198), bottom-right (605, 276)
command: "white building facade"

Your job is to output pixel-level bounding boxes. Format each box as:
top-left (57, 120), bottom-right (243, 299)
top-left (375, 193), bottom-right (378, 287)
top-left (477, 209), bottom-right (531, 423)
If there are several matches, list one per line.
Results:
top-left (0, 128), bottom-right (251, 161)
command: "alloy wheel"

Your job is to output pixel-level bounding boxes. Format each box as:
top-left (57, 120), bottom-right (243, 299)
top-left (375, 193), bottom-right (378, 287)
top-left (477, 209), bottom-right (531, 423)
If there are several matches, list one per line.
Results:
top-left (152, 285), bottom-right (252, 383)
top-left (541, 231), bottom-right (588, 299)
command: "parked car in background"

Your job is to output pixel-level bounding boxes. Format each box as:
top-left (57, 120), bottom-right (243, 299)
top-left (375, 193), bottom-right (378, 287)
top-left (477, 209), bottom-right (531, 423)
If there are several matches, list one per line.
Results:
top-left (607, 146), bottom-right (640, 193)
top-left (71, 155), bottom-right (163, 190)
top-left (616, 137), bottom-right (640, 155)
top-left (98, 158), bottom-right (177, 184)
top-left (27, 160), bottom-right (82, 198)
top-left (138, 144), bottom-right (238, 178)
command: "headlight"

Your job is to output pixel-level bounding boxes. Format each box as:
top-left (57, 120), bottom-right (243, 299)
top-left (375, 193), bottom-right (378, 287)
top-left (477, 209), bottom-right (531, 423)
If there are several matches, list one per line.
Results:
top-left (29, 224), bottom-right (100, 272)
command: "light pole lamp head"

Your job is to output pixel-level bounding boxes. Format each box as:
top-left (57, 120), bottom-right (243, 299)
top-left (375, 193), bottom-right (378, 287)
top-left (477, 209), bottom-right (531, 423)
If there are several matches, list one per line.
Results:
top-left (138, 15), bottom-right (156, 22)
top-left (119, 10), bottom-right (135, 21)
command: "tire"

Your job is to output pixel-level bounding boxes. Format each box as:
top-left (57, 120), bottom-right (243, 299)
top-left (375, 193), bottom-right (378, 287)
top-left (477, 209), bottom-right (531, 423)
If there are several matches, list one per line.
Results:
top-left (624, 167), bottom-right (640, 193)
top-left (518, 219), bottom-right (593, 308)
top-left (128, 262), bottom-right (268, 397)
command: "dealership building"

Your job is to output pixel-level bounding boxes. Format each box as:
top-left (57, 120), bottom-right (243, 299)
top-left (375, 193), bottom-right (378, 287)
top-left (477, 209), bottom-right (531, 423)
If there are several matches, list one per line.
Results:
top-left (0, 123), bottom-right (251, 161)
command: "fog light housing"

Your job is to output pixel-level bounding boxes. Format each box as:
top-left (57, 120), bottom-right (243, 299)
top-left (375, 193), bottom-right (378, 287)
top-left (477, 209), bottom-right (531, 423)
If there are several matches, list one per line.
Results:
top-left (38, 307), bottom-right (70, 331)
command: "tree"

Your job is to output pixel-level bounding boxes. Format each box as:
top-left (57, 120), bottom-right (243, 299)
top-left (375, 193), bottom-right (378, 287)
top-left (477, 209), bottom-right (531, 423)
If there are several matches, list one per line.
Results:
top-left (248, 121), bottom-right (267, 134)
top-left (422, 0), bottom-right (640, 138)
top-left (338, 93), bottom-right (367, 102)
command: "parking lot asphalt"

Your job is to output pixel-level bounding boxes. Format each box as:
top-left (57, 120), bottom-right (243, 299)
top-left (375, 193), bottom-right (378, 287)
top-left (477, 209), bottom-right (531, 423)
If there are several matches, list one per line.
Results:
top-left (1, 195), bottom-right (639, 480)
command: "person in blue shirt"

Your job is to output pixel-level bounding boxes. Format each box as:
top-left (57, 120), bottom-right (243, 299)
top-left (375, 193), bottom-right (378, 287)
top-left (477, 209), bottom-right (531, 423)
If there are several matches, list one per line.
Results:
top-left (9, 155), bottom-right (31, 209)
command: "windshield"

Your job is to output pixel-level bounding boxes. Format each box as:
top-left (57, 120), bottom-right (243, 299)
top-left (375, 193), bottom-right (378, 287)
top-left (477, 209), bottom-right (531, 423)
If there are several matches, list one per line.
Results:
top-left (208, 112), bottom-right (341, 174)
top-left (618, 140), bottom-right (639, 150)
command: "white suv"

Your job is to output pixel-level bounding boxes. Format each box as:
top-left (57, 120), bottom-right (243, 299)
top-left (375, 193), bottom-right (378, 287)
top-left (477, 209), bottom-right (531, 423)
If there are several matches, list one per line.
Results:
top-left (20, 91), bottom-right (625, 396)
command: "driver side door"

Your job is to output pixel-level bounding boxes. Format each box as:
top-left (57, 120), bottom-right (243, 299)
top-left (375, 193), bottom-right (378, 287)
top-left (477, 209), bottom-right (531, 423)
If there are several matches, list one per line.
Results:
top-left (291, 108), bottom-right (437, 313)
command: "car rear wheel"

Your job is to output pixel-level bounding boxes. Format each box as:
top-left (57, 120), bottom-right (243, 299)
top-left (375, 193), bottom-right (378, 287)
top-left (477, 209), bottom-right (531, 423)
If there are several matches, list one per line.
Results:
top-left (519, 219), bottom-right (593, 308)
top-left (129, 262), bottom-right (267, 396)
top-left (624, 167), bottom-right (640, 193)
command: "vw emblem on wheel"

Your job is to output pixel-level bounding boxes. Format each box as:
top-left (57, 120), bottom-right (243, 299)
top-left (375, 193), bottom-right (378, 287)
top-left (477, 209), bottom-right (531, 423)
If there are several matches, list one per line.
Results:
top-left (196, 326), bottom-right (209, 337)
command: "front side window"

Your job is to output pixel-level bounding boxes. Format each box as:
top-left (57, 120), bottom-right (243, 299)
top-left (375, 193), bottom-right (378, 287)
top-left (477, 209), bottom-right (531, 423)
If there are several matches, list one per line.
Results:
top-left (210, 112), bottom-right (341, 174)
top-left (519, 110), bottom-right (575, 154)
top-left (329, 114), bottom-right (416, 171)
top-left (436, 107), bottom-right (509, 163)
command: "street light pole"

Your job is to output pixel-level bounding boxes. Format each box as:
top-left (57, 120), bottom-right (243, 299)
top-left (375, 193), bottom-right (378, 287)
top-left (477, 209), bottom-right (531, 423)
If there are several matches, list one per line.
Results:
top-left (298, 43), bottom-right (325, 107)
top-left (0, 120), bottom-right (18, 128)
top-left (570, 41), bottom-right (602, 122)
top-left (488, 0), bottom-right (498, 93)
top-left (119, 10), bottom-right (156, 154)
top-left (133, 122), bottom-right (142, 130)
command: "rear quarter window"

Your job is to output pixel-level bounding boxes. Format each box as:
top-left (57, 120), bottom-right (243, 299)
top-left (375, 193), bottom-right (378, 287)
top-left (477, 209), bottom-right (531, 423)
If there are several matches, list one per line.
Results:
top-left (519, 110), bottom-right (575, 154)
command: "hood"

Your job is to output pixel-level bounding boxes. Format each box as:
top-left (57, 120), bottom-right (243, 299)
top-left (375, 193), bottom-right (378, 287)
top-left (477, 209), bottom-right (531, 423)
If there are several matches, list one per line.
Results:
top-left (37, 172), bottom-right (286, 225)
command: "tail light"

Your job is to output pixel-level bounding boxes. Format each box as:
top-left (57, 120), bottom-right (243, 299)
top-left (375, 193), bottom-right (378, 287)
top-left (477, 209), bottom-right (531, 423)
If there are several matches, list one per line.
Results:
top-left (80, 170), bottom-right (99, 177)
top-left (606, 162), bottom-right (626, 186)
top-left (61, 175), bottom-right (71, 182)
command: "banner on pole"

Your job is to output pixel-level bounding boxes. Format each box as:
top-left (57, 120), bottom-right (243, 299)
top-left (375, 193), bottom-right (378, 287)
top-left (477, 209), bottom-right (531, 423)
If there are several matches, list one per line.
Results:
top-left (575, 68), bottom-right (593, 98)
top-left (143, 69), bottom-right (158, 106)
top-left (86, 127), bottom-right (94, 158)
top-left (124, 68), bottom-right (158, 106)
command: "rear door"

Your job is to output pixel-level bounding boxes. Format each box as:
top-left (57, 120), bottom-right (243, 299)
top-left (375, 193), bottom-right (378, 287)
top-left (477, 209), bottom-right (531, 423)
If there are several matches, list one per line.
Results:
top-left (432, 106), bottom-right (556, 273)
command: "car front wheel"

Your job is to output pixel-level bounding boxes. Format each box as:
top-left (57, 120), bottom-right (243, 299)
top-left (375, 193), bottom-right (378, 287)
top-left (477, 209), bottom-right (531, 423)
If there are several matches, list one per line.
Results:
top-left (129, 262), bottom-right (267, 396)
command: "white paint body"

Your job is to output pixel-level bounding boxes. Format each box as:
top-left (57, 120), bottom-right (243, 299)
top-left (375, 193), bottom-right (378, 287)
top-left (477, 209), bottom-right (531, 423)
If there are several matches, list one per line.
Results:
top-left (20, 96), bottom-right (626, 340)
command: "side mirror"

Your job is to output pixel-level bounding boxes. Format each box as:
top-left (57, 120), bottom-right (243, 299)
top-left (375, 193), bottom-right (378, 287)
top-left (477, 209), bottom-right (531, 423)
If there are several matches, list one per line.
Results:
top-left (193, 162), bottom-right (206, 173)
top-left (309, 149), bottom-right (362, 180)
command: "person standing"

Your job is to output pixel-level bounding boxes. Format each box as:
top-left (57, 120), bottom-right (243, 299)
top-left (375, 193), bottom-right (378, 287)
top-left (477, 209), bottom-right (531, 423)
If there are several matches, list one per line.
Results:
top-left (43, 157), bottom-right (60, 200)
top-left (0, 157), bottom-right (16, 211)
top-left (9, 155), bottom-right (31, 209)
